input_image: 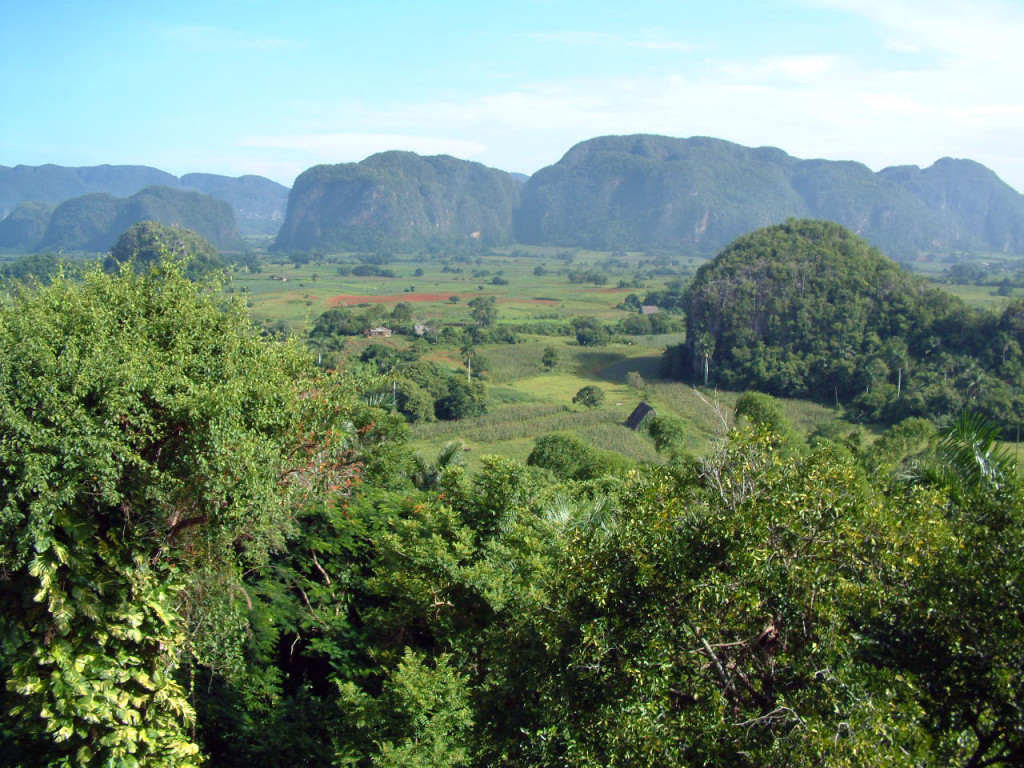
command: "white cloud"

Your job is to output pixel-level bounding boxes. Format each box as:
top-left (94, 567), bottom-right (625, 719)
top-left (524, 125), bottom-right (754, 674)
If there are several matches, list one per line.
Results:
top-left (209, 0), bottom-right (1024, 191)
top-left (240, 132), bottom-right (487, 158)
top-left (338, 52), bottom-right (1024, 190)
top-left (162, 25), bottom-right (298, 53)
top-left (807, 0), bottom-right (1024, 71)
top-left (714, 55), bottom-right (844, 82)
top-left (531, 30), bottom-right (705, 54)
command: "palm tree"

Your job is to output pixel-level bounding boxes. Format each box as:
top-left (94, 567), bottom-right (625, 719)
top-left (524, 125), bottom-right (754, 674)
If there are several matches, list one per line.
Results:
top-left (694, 332), bottom-right (715, 387)
top-left (411, 441), bottom-right (467, 491)
top-left (917, 411), bottom-right (1014, 500)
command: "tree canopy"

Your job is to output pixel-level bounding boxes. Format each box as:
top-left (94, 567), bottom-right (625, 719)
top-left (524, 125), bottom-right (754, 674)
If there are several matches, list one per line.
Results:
top-left (3, 247), bottom-right (1024, 768)
top-left (0, 261), bottom-right (361, 765)
top-left (107, 220), bottom-right (226, 279)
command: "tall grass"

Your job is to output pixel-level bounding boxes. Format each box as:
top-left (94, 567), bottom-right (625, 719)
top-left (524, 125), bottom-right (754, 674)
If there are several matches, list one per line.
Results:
top-left (410, 403), bottom-right (661, 463)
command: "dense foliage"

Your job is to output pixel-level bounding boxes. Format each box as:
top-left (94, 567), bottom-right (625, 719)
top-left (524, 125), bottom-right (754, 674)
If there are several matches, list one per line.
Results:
top-left (0, 261), bottom-right (362, 765)
top-left (4, 259), bottom-right (1024, 768)
top-left (665, 219), bottom-right (1024, 428)
top-left (107, 221), bottom-right (226, 280)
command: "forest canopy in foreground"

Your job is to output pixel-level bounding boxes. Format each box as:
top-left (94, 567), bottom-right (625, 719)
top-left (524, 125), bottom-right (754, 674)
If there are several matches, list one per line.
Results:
top-left (1, 261), bottom-right (1023, 767)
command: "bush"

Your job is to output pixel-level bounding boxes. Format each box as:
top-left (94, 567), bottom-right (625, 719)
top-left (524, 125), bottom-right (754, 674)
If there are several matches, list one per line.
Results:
top-left (573, 385), bottom-right (606, 408)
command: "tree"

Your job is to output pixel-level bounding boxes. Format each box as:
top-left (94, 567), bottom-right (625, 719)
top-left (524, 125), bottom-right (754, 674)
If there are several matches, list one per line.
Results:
top-left (571, 316), bottom-right (610, 346)
top-left (572, 385), bottom-right (605, 408)
top-left (694, 331), bottom-right (715, 386)
top-left (526, 432), bottom-right (621, 481)
top-left (468, 296), bottom-right (497, 327)
top-left (412, 441), bottom-right (467, 491)
top-left (734, 391), bottom-right (795, 441)
top-left (391, 301), bottom-right (414, 327)
top-left (541, 346), bottom-right (559, 371)
top-left (618, 314), bottom-right (652, 335)
top-left (436, 379), bottom-right (487, 421)
top-left (625, 370), bottom-right (648, 396)
top-left (107, 220), bottom-right (225, 280)
top-left (646, 413), bottom-right (687, 452)
top-left (0, 261), bottom-right (359, 766)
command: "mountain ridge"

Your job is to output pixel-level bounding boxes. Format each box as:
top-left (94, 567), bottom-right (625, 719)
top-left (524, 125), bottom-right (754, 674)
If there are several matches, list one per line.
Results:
top-left (0, 164), bottom-right (288, 239)
top-left (26, 185), bottom-right (243, 253)
top-left (5, 135), bottom-right (1024, 257)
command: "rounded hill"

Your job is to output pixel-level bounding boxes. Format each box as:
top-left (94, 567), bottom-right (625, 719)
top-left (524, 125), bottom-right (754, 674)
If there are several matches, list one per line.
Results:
top-left (665, 219), bottom-right (954, 401)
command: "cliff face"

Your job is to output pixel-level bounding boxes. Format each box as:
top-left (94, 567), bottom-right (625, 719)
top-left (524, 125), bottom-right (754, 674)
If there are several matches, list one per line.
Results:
top-left (273, 152), bottom-right (522, 252)
top-left (9, 136), bottom-right (1024, 257)
top-left (180, 173), bottom-right (289, 235)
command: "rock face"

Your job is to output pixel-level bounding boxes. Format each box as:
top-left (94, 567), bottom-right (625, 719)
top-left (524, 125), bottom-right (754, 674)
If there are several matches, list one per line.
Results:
top-left (273, 152), bottom-right (523, 252)
top-left (0, 164), bottom-right (288, 242)
top-left (514, 135), bottom-right (1024, 257)
top-left (40, 186), bottom-right (242, 252)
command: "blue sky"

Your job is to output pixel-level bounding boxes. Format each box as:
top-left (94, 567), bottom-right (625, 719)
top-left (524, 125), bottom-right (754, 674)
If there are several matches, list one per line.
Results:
top-left (3, 0), bottom-right (1024, 191)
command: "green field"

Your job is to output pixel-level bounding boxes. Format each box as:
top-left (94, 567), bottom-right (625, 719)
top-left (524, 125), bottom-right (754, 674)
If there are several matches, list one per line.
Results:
top-left (226, 247), bottom-right (922, 466)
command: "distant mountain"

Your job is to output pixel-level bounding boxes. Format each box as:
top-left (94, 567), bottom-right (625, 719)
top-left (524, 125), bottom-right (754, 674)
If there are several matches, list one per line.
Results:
top-left (180, 173), bottom-right (288, 235)
top-left (516, 135), bottom-right (807, 253)
top-left (514, 135), bottom-right (1024, 257)
top-left (0, 164), bottom-right (288, 241)
top-left (0, 165), bottom-right (178, 217)
top-left (8, 137), bottom-right (1024, 258)
top-left (40, 186), bottom-right (242, 252)
top-left (273, 152), bottom-right (523, 252)
top-left (0, 201), bottom-right (54, 250)
top-left (877, 158), bottom-right (1024, 253)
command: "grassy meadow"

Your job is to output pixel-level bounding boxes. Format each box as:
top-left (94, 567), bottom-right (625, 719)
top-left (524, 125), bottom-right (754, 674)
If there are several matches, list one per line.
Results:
top-left (232, 245), bottom-right (1009, 467)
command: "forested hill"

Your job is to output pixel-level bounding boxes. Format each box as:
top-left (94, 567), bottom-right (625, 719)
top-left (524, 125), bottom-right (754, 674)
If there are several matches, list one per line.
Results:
top-left (664, 219), bottom-right (1024, 428)
top-left (0, 164), bottom-right (288, 238)
top-left (37, 185), bottom-right (242, 252)
top-left (515, 135), bottom-right (1024, 257)
top-left (273, 151), bottom-right (523, 252)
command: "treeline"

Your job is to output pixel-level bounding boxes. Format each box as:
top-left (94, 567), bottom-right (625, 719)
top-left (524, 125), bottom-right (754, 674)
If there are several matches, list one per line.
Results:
top-left (2, 261), bottom-right (1023, 767)
top-left (665, 219), bottom-right (1024, 429)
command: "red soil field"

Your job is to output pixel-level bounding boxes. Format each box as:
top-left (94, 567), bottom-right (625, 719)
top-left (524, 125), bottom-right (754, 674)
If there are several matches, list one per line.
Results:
top-left (328, 293), bottom-right (559, 306)
top-left (329, 292), bottom-right (468, 306)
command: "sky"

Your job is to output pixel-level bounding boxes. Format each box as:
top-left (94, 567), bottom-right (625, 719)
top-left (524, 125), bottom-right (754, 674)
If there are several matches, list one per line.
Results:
top-left (2, 0), bottom-right (1024, 192)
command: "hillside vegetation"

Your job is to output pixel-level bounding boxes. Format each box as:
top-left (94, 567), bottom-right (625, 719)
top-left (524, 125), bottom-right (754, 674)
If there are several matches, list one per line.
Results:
top-left (666, 219), bottom-right (1024, 428)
